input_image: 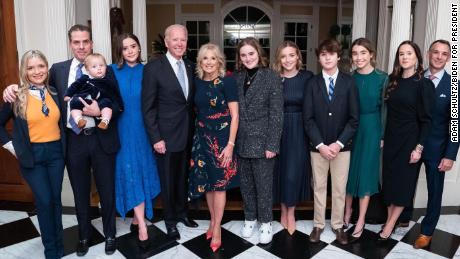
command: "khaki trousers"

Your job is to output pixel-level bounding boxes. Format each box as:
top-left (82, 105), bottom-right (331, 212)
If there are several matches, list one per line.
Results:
top-left (311, 151), bottom-right (350, 230)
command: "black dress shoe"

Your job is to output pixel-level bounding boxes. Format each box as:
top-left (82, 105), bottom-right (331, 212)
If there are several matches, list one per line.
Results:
top-left (105, 237), bottom-right (117, 255)
top-left (130, 223), bottom-right (139, 232)
top-left (166, 226), bottom-right (181, 240)
top-left (76, 239), bottom-right (89, 256)
top-left (178, 217), bottom-right (198, 228)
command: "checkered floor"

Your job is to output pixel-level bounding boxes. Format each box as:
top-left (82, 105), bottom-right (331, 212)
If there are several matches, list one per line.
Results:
top-left (0, 202), bottom-right (459, 258)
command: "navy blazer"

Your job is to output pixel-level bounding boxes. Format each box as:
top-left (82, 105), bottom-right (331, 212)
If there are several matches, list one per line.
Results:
top-left (303, 71), bottom-right (360, 151)
top-left (422, 71), bottom-right (459, 161)
top-left (49, 59), bottom-right (123, 154)
top-left (141, 55), bottom-right (196, 152)
top-left (0, 87), bottom-right (66, 168)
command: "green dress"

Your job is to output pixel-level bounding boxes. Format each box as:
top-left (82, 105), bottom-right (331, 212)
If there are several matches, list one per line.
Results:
top-left (346, 69), bottom-right (388, 198)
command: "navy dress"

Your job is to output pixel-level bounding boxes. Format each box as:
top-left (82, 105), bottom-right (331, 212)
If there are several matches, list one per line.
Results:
top-left (273, 70), bottom-right (313, 206)
top-left (111, 63), bottom-right (161, 219)
top-left (189, 76), bottom-right (239, 199)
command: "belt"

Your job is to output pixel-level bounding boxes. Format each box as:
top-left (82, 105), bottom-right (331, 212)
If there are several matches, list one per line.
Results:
top-left (82, 127), bottom-right (96, 136)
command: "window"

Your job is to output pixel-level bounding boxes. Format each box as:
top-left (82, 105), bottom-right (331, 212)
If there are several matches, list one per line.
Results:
top-left (186, 21), bottom-right (210, 63)
top-left (223, 6), bottom-right (271, 71)
top-left (284, 22), bottom-right (309, 68)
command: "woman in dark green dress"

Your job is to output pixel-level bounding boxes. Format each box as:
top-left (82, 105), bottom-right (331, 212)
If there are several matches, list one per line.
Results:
top-left (188, 43), bottom-right (239, 252)
top-left (344, 38), bottom-right (388, 241)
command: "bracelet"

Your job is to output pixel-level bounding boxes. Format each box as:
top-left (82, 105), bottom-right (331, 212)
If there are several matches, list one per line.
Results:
top-left (415, 144), bottom-right (424, 153)
top-left (228, 141), bottom-right (235, 146)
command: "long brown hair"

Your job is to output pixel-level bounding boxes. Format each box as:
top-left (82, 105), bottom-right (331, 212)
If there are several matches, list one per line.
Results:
top-left (350, 37), bottom-right (377, 68)
top-left (272, 41), bottom-right (303, 74)
top-left (385, 41), bottom-right (424, 100)
top-left (115, 33), bottom-right (143, 68)
top-left (235, 37), bottom-right (269, 71)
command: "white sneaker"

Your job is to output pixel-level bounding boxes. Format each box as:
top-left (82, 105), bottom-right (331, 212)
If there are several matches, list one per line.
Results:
top-left (259, 222), bottom-right (273, 244)
top-left (241, 220), bottom-right (257, 238)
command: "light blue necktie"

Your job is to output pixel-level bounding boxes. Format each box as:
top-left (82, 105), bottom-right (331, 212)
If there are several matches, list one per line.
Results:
top-left (76, 63), bottom-right (84, 80)
top-left (176, 60), bottom-right (187, 98)
top-left (328, 77), bottom-right (334, 101)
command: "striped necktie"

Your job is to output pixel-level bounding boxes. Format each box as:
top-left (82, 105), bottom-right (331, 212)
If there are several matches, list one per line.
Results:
top-left (29, 85), bottom-right (49, 116)
top-left (328, 77), bottom-right (334, 101)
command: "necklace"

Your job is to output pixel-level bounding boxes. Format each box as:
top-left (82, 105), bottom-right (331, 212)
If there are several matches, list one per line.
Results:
top-left (245, 70), bottom-right (258, 85)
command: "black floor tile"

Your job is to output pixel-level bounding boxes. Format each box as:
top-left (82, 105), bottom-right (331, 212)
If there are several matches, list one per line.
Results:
top-left (117, 225), bottom-right (178, 259)
top-left (258, 229), bottom-right (328, 259)
top-left (0, 217), bottom-right (40, 248)
top-left (62, 225), bottom-right (105, 256)
top-left (182, 227), bottom-right (253, 258)
top-left (0, 200), bottom-right (36, 213)
top-left (401, 223), bottom-right (460, 258)
top-left (331, 225), bottom-right (398, 259)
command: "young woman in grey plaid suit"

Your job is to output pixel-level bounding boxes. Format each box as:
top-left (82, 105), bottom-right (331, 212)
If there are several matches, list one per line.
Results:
top-left (234, 37), bottom-right (283, 244)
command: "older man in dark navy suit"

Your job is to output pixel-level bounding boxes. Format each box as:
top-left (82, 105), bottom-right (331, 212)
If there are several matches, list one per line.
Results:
top-left (413, 39), bottom-right (459, 249)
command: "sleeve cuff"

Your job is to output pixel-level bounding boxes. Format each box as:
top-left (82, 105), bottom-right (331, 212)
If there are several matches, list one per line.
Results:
top-left (336, 141), bottom-right (344, 149)
top-left (315, 143), bottom-right (324, 150)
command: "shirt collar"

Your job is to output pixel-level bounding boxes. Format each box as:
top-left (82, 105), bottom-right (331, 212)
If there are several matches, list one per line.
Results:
top-left (166, 51), bottom-right (183, 65)
top-left (322, 68), bottom-right (339, 81)
top-left (424, 69), bottom-right (445, 80)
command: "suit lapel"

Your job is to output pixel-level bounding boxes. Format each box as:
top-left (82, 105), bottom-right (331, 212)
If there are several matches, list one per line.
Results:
top-left (185, 60), bottom-right (194, 103)
top-left (317, 75), bottom-right (329, 104)
top-left (160, 55), bottom-right (187, 101)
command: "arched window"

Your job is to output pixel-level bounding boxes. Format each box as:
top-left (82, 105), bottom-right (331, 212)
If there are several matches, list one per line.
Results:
top-left (223, 6), bottom-right (271, 71)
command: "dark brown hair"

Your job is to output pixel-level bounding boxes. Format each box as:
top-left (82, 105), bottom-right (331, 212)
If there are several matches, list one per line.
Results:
top-left (67, 24), bottom-right (92, 41)
top-left (385, 41), bottom-right (424, 99)
top-left (235, 37), bottom-right (269, 71)
top-left (115, 33), bottom-right (143, 68)
top-left (429, 39), bottom-right (451, 53)
top-left (316, 39), bottom-right (342, 57)
top-left (350, 37), bottom-right (377, 67)
top-left (273, 41), bottom-right (303, 74)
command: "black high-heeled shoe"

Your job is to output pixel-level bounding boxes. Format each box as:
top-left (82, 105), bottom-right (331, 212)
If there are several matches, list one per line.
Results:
top-left (138, 238), bottom-right (149, 249)
top-left (377, 228), bottom-right (394, 241)
top-left (349, 224), bottom-right (365, 243)
top-left (130, 223), bottom-right (139, 232)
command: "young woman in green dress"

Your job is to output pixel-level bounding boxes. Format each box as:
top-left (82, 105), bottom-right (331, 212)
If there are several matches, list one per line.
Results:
top-left (344, 38), bottom-right (388, 241)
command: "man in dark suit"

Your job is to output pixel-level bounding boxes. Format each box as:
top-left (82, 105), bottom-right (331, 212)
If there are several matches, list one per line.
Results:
top-left (303, 39), bottom-right (359, 245)
top-left (412, 39), bottom-right (459, 249)
top-left (141, 24), bottom-right (198, 240)
top-left (3, 24), bottom-right (122, 256)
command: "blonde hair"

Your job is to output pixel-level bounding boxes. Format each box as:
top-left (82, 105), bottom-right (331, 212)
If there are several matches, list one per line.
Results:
top-left (84, 53), bottom-right (107, 69)
top-left (15, 50), bottom-right (53, 119)
top-left (272, 41), bottom-right (303, 74)
top-left (196, 43), bottom-right (226, 79)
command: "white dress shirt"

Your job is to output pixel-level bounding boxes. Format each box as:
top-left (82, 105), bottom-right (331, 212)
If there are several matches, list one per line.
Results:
top-left (165, 51), bottom-right (189, 98)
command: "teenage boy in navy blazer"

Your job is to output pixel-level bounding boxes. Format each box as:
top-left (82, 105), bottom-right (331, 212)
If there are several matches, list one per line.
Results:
top-left (303, 39), bottom-right (359, 245)
top-left (411, 39), bottom-right (459, 249)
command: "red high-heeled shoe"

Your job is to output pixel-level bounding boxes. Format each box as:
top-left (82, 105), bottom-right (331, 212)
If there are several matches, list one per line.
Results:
top-left (206, 229), bottom-right (212, 240)
top-left (210, 240), bottom-right (221, 252)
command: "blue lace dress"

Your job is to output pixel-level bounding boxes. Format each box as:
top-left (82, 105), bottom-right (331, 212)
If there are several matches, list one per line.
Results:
top-left (111, 63), bottom-right (161, 219)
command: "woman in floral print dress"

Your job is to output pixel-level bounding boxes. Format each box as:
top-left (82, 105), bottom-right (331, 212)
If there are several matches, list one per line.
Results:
top-left (189, 43), bottom-right (239, 252)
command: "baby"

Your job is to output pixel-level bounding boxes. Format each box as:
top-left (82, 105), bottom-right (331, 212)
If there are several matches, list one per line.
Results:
top-left (65, 53), bottom-right (116, 130)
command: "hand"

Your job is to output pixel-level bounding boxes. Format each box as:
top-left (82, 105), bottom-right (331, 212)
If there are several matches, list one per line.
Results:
top-left (218, 144), bottom-right (234, 167)
top-left (153, 140), bottom-right (166, 154)
top-left (328, 143), bottom-right (341, 157)
top-left (3, 84), bottom-right (18, 103)
top-left (438, 158), bottom-right (454, 172)
top-left (80, 97), bottom-right (101, 117)
top-left (318, 145), bottom-right (334, 160)
top-left (380, 140), bottom-right (384, 149)
top-left (265, 150), bottom-right (276, 159)
top-left (409, 150), bottom-right (421, 163)
top-left (64, 96), bottom-right (70, 102)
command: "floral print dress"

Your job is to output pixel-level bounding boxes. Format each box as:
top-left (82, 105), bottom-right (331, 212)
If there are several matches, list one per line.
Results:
top-left (189, 76), bottom-right (239, 199)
